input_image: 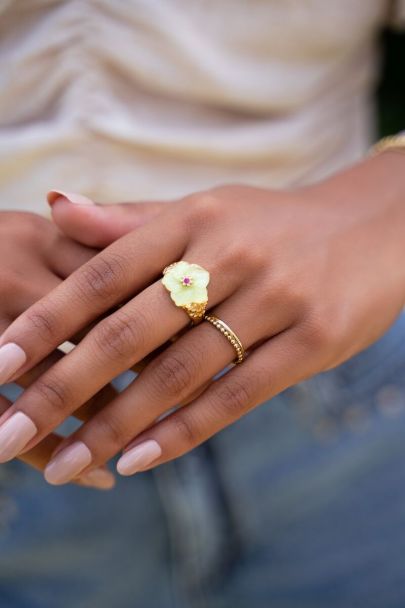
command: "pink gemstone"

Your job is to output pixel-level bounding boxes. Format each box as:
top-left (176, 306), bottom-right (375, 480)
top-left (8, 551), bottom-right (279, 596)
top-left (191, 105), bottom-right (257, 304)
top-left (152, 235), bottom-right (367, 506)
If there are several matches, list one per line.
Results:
top-left (183, 277), bottom-right (191, 285)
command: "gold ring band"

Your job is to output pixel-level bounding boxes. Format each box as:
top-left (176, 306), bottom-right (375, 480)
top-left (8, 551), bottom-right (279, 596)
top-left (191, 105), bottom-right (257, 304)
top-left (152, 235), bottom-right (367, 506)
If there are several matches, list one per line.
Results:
top-left (204, 315), bottom-right (245, 364)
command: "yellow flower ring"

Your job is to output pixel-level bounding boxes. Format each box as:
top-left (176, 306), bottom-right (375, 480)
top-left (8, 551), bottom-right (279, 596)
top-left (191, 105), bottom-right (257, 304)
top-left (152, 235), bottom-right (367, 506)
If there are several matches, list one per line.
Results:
top-left (162, 261), bottom-right (210, 324)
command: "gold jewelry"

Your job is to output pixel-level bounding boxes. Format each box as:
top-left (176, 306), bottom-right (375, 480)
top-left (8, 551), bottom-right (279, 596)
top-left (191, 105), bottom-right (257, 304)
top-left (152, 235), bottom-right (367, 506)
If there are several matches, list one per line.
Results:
top-left (162, 261), bottom-right (210, 324)
top-left (371, 134), bottom-right (405, 156)
top-left (204, 315), bottom-right (245, 364)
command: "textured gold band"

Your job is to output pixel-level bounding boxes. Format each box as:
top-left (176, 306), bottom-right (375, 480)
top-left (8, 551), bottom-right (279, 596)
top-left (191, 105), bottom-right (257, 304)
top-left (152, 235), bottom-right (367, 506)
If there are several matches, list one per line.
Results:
top-left (181, 302), bottom-right (207, 323)
top-left (204, 315), bottom-right (245, 364)
top-left (371, 134), bottom-right (405, 156)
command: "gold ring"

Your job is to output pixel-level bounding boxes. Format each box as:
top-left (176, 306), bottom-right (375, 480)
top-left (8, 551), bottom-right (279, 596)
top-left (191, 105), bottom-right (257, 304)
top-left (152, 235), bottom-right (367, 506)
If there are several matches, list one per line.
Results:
top-left (162, 261), bottom-right (210, 324)
top-left (204, 315), bottom-right (245, 364)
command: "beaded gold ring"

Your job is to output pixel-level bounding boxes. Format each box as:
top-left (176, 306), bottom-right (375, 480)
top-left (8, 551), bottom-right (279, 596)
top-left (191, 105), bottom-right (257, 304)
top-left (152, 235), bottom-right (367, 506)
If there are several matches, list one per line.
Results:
top-left (204, 315), bottom-right (245, 364)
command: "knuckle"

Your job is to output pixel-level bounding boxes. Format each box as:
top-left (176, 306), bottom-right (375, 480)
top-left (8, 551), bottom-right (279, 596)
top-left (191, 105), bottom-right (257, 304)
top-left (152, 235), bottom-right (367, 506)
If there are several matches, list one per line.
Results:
top-left (93, 311), bottom-right (143, 363)
top-left (33, 376), bottom-right (70, 412)
top-left (25, 302), bottom-right (59, 344)
top-left (273, 281), bottom-right (303, 312)
top-left (244, 248), bottom-right (268, 273)
top-left (213, 240), bottom-right (267, 276)
top-left (222, 243), bottom-right (244, 268)
top-left (221, 243), bottom-right (255, 270)
top-left (150, 351), bottom-right (195, 399)
top-left (75, 254), bottom-right (126, 302)
top-left (285, 285), bottom-right (308, 315)
top-left (211, 377), bottom-right (253, 418)
top-left (187, 191), bottom-right (221, 228)
top-left (271, 276), bottom-right (293, 302)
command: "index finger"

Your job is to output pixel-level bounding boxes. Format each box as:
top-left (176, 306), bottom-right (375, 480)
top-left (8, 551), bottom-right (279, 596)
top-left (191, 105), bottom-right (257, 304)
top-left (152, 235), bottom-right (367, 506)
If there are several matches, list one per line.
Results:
top-left (0, 206), bottom-right (187, 383)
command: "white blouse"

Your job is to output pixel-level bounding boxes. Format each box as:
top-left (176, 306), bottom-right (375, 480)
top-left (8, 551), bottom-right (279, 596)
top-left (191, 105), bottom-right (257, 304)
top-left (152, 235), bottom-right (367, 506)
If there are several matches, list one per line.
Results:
top-left (0, 0), bottom-right (404, 213)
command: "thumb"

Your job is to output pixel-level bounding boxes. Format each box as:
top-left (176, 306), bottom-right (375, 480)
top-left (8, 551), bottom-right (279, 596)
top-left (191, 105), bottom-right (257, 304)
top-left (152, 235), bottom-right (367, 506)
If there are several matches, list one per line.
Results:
top-left (48, 190), bottom-right (168, 247)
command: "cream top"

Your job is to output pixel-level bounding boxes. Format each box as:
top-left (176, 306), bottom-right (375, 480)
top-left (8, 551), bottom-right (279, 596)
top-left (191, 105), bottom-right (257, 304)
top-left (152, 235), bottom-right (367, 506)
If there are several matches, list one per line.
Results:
top-left (0, 0), bottom-right (404, 213)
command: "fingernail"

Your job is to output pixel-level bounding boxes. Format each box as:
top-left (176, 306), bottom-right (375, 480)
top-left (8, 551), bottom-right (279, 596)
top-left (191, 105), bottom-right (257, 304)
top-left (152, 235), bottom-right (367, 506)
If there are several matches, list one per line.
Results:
top-left (44, 441), bottom-right (92, 485)
top-left (47, 190), bottom-right (95, 206)
top-left (116, 440), bottom-right (162, 476)
top-left (0, 412), bottom-right (37, 462)
top-left (78, 468), bottom-right (116, 490)
top-left (0, 343), bottom-right (27, 384)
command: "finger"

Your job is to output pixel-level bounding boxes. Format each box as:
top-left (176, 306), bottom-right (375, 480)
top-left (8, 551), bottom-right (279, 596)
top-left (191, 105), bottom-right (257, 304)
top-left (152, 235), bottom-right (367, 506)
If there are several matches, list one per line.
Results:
top-left (17, 349), bottom-right (119, 423)
top-left (0, 254), bottom-right (240, 462)
top-left (115, 327), bottom-right (320, 474)
top-left (16, 353), bottom-right (117, 488)
top-left (0, 205), bottom-right (188, 381)
top-left (46, 233), bottom-right (97, 278)
top-left (49, 191), bottom-right (168, 247)
top-left (0, 393), bottom-right (114, 490)
top-left (1, 269), bottom-right (61, 320)
top-left (20, 433), bottom-right (115, 491)
top-left (41, 291), bottom-right (293, 483)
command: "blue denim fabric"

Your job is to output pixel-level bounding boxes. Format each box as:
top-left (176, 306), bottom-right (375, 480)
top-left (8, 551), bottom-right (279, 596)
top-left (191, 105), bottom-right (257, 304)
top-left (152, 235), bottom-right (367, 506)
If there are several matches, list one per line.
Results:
top-left (1, 313), bottom-right (405, 608)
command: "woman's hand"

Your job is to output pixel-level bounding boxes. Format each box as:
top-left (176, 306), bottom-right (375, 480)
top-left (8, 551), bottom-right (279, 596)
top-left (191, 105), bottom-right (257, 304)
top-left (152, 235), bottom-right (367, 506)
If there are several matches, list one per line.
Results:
top-left (0, 210), bottom-right (98, 380)
top-left (0, 211), bottom-right (115, 488)
top-left (0, 152), bottom-right (404, 484)
top-left (0, 210), bottom-right (93, 325)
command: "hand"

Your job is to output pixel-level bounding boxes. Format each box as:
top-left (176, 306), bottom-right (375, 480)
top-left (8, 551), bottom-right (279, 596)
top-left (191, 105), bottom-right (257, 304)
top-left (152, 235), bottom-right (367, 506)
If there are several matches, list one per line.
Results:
top-left (0, 211), bottom-right (93, 329)
top-left (0, 152), bottom-right (404, 485)
top-left (0, 211), bottom-right (114, 488)
top-left (0, 210), bottom-right (97, 379)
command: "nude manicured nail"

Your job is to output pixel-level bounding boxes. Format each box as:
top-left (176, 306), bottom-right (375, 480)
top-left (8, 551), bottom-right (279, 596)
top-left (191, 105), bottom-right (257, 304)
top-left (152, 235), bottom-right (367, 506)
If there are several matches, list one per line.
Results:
top-left (79, 468), bottom-right (116, 490)
top-left (0, 343), bottom-right (27, 384)
top-left (47, 190), bottom-right (95, 206)
top-left (0, 412), bottom-right (37, 462)
top-left (44, 441), bottom-right (92, 485)
top-left (117, 440), bottom-right (162, 476)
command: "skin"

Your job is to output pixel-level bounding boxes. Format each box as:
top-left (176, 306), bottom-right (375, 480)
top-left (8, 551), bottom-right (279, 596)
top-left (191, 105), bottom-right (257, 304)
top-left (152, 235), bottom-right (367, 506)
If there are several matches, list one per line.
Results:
top-left (0, 151), bottom-right (405, 483)
top-left (6, 353), bottom-right (119, 488)
top-left (0, 211), bottom-right (93, 315)
top-left (0, 211), bottom-right (115, 488)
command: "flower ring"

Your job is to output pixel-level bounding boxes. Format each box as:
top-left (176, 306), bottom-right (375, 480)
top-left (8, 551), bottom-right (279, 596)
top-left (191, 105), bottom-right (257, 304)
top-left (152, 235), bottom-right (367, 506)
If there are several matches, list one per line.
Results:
top-left (162, 261), bottom-right (210, 323)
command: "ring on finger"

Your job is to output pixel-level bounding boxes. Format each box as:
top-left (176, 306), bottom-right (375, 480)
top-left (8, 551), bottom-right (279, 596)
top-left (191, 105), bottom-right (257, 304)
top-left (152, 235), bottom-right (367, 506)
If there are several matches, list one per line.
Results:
top-left (204, 315), bottom-right (245, 364)
top-left (162, 260), bottom-right (210, 324)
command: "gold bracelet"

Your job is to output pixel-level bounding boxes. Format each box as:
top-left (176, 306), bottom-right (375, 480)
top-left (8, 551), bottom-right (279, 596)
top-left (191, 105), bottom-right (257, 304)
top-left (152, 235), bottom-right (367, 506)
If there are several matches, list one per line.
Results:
top-left (371, 134), bottom-right (405, 156)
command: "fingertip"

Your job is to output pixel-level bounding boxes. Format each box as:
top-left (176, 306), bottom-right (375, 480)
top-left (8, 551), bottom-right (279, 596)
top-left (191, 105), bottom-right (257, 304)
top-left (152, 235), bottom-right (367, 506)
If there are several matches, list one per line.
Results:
top-left (47, 190), bottom-right (95, 207)
top-left (50, 194), bottom-right (108, 247)
top-left (78, 468), bottom-right (116, 490)
top-left (116, 440), bottom-right (162, 476)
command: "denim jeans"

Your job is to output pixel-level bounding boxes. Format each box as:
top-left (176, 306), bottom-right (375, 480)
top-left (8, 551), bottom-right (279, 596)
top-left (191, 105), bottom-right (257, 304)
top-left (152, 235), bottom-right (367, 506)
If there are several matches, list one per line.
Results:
top-left (1, 313), bottom-right (405, 608)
